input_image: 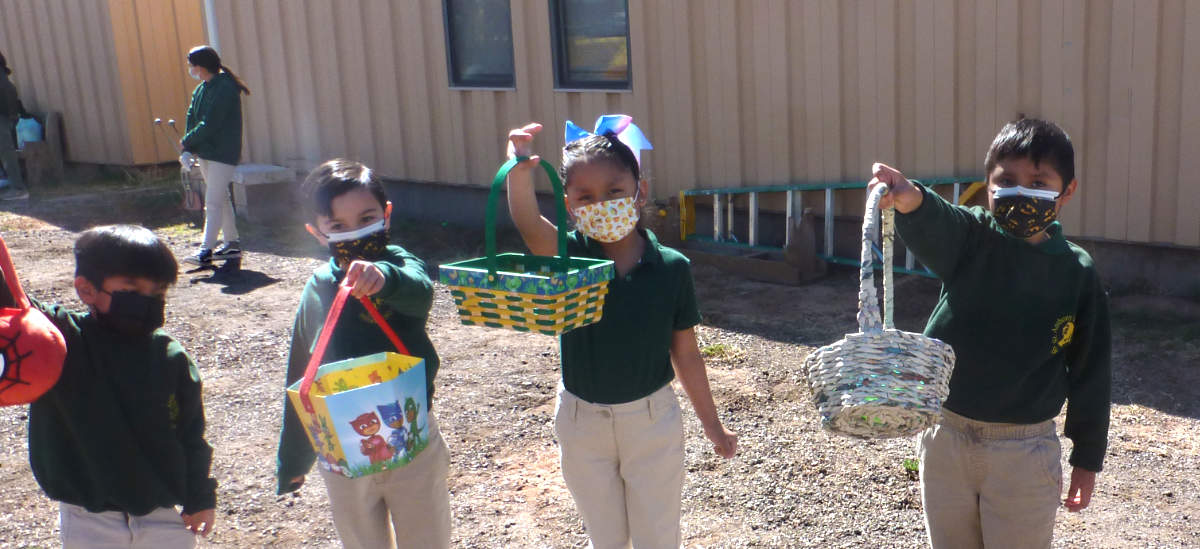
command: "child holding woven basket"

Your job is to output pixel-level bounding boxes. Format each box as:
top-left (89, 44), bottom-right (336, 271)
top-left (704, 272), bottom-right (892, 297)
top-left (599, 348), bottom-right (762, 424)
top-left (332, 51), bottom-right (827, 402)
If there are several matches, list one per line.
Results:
top-left (275, 159), bottom-right (449, 548)
top-left (869, 118), bottom-right (1111, 548)
top-left (505, 116), bottom-right (738, 548)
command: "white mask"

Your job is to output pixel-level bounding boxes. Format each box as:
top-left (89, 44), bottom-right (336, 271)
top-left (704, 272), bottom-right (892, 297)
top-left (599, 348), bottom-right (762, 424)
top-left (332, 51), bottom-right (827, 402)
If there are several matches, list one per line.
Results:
top-left (324, 219), bottom-right (386, 242)
top-left (572, 190), bottom-right (640, 243)
top-left (188, 67), bottom-right (203, 81)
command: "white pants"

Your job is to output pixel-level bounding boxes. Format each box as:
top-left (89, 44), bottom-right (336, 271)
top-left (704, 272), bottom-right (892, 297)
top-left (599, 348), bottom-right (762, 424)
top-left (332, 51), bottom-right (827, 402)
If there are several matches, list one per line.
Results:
top-left (319, 414), bottom-right (452, 549)
top-left (918, 409), bottom-right (1062, 549)
top-left (197, 159), bottom-right (238, 249)
top-left (555, 382), bottom-right (685, 549)
top-left (59, 503), bottom-right (196, 549)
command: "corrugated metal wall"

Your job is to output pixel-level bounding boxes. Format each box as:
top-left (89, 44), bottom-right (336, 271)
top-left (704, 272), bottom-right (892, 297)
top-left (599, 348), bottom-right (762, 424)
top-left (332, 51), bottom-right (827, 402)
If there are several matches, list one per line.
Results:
top-left (0, 0), bottom-right (203, 165)
top-left (4, 1), bottom-right (1194, 246)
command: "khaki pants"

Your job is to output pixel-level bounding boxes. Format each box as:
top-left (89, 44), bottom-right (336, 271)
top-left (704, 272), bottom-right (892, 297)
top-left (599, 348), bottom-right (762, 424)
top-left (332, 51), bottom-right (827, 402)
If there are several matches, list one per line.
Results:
top-left (319, 414), bottom-right (451, 549)
top-left (197, 159), bottom-right (238, 249)
top-left (59, 503), bottom-right (196, 549)
top-left (918, 409), bottom-right (1062, 549)
top-left (555, 382), bottom-right (685, 549)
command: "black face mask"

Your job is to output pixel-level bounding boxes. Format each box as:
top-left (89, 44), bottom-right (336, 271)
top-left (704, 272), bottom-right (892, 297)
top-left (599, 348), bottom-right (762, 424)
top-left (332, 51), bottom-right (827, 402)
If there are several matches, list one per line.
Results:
top-left (328, 227), bottom-right (390, 269)
top-left (992, 187), bottom-right (1061, 239)
top-left (97, 290), bottom-right (165, 337)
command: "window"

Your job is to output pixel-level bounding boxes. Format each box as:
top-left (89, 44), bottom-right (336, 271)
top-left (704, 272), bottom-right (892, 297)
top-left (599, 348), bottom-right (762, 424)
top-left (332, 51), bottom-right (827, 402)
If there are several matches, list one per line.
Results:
top-left (550, 0), bottom-right (631, 90)
top-left (443, 0), bottom-right (515, 88)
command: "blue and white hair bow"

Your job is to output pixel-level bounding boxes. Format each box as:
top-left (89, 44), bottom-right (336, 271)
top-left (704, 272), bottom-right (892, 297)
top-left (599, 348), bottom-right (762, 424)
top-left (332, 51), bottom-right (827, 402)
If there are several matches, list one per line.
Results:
top-left (564, 114), bottom-right (653, 165)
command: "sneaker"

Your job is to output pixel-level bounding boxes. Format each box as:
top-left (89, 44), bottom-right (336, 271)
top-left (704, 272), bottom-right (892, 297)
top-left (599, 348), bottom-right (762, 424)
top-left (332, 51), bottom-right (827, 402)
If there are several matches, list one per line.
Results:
top-left (183, 248), bottom-right (213, 266)
top-left (0, 187), bottom-right (29, 201)
top-left (212, 241), bottom-right (242, 261)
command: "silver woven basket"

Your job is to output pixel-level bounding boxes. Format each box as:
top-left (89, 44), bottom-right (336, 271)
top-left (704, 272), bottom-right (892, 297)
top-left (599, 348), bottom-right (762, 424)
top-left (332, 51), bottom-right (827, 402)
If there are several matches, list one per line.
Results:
top-left (804, 185), bottom-right (956, 438)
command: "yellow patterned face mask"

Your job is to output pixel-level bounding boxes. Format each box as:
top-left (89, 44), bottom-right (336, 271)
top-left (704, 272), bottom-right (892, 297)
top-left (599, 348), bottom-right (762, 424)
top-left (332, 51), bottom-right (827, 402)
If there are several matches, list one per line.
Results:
top-left (572, 190), bottom-right (640, 243)
top-left (992, 186), bottom-right (1060, 238)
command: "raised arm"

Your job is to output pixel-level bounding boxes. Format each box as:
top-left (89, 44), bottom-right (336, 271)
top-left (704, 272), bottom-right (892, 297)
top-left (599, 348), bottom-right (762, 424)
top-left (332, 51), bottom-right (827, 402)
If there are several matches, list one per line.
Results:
top-left (505, 123), bottom-right (560, 256)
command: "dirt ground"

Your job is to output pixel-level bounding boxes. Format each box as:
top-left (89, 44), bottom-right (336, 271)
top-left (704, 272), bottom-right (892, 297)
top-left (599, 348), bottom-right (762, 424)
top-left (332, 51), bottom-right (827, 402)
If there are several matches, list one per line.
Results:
top-left (0, 187), bottom-right (1197, 548)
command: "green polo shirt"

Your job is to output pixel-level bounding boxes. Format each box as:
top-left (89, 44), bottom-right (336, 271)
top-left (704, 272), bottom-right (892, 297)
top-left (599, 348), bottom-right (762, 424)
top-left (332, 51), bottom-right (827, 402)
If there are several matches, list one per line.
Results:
top-left (559, 229), bottom-right (702, 404)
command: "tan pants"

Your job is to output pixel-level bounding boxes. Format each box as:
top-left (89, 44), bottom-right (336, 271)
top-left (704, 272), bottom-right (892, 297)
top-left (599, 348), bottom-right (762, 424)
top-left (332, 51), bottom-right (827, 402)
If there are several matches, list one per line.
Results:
top-left (554, 382), bottom-right (685, 549)
top-left (58, 503), bottom-right (195, 549)
top-left (319, 414), bottom-right (451, 549)
top-left (197, 159), bottom-right (238, 249)
top-left (918, 409), bottom-right (1062, 549)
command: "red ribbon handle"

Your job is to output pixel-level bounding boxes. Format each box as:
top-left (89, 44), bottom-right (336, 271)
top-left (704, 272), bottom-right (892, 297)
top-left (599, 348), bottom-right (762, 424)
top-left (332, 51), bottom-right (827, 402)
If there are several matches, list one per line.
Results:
top-left (298, 266), bottom-right (411, 413)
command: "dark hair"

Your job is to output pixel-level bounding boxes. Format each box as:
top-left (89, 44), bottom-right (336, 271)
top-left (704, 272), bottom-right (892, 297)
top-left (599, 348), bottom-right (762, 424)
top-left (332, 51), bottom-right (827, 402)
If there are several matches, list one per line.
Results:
top-left (560, 133), bottom-right (641, 185)
top-left (74, 225), bottom-right (178, 287)
top-left (984, 117), bottom-right (1075, 185)
top-left (299, 159), bottom-right (389, 219)
top-left (188, 45), bottom-right (250, 95)
top-left (0, 50), bottom-right (10, 75)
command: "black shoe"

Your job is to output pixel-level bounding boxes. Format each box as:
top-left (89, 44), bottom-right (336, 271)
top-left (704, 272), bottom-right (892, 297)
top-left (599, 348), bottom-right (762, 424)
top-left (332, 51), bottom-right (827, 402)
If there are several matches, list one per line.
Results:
top-left (212, 241), bottom-right (242, 261)
top-left (183, 248), bottom-right (213, 266)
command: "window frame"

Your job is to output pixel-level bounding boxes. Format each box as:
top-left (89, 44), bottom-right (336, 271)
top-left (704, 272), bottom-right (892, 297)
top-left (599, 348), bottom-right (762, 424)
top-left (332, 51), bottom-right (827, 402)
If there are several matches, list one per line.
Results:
top-left (548, 0), bottom-right (633, 91)
top-left (442, 0), bottom-right (517, 89)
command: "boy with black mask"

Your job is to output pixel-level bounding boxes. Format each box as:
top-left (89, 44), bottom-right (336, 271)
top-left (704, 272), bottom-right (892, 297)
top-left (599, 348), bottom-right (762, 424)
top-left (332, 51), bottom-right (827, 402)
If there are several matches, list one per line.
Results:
top-left (275, 159), bottom-right (448, 548)
top-left (22, 224), bottom-right (216, 547)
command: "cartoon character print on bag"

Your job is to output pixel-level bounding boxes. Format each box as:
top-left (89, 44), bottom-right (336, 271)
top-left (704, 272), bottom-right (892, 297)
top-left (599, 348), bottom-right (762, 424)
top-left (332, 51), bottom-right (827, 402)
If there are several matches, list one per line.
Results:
top-left (349, 411), bottom-right (394, 464)
top-left (377, 400), bottom-right (410, 460)
top-left (404, 397), bottom-right (423, 452)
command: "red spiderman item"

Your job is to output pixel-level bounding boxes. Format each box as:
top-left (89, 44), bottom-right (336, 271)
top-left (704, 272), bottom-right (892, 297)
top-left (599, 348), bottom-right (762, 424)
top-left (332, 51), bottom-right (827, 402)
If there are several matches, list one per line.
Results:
top-left (349, 412), bottom-right (394, 464)
top-left (0, 237), bottom-right (67, 406)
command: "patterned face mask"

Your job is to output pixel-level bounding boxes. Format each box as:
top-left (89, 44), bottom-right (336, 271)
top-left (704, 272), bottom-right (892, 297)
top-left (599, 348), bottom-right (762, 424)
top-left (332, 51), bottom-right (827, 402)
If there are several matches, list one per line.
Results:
top-left (325, 219), bottom-right (389, 268)
top-left (572, 189), bottom-right (641, 243)
top-left (992, 186), bottom-right (1060, 238)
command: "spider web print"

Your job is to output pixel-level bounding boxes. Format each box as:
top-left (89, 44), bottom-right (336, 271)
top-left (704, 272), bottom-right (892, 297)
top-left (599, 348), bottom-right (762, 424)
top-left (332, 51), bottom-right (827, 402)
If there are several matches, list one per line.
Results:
top-left (0, 329), bottom-right (34, 397)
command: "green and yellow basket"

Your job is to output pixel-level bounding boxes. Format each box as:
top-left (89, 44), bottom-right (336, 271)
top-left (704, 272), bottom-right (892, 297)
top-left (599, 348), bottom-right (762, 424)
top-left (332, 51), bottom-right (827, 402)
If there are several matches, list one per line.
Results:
top-left (439, 158), bottom-right (615, 336)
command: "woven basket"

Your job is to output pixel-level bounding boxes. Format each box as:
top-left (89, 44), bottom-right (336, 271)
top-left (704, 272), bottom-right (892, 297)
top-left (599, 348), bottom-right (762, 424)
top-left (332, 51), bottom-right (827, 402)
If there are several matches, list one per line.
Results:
top-left (804, 185), bottom-right (956, 438)
top-left (439, 158), bottom-right (615, 336)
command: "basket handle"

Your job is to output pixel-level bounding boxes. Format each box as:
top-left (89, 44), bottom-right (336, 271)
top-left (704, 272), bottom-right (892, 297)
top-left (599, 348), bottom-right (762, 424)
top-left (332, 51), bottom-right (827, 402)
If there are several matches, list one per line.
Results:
top-left (857, 184), bottom-right (896, 334)
top-left (0, 237), bottom-right (31, 310)
top-left (485, 157), bottom-right (569, 275)
top-left (298, 265), bottom-right (412, 414)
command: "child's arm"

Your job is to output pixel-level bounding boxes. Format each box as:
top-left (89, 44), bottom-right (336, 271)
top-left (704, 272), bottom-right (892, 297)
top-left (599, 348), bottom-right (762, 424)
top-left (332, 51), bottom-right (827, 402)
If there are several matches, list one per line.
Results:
top-left (170, 340), bottom-right (217, 535)
top-left (505, 122), bottom-right (559, 256)
top-left (347, 249), bottom-right (434, 318)
top-left (870, 162), bottom-right (983, 281)
top-left (670, 327), bottom-right (737, 458)
top-left (276, 284), bottom-right (323, 494)
top-left (1062, 272), bottom-right (1112, 512)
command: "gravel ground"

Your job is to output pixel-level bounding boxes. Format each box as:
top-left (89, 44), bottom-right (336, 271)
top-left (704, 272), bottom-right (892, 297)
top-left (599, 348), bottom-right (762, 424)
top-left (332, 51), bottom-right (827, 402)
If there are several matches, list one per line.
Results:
top-left (0, 192), bottom-right (1197, 548)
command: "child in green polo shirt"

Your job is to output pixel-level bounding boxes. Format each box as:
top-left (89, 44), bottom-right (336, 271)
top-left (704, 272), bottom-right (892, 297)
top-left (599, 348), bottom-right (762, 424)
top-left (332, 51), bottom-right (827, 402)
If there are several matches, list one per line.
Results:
top-left (275, 159), bottom-right (449, 549)
top-left (504, 116), bottom-right (738, 548)
top-left (868, 118), bottom-right (1111, 548)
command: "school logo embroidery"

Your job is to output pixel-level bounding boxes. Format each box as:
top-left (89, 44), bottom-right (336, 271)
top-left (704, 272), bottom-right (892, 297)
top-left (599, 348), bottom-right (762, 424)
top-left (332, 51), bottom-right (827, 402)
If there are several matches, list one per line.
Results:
top-left (167, 393), bottom-right (180, 429)
top-left (1051, 315), bottom-right (1075, 355)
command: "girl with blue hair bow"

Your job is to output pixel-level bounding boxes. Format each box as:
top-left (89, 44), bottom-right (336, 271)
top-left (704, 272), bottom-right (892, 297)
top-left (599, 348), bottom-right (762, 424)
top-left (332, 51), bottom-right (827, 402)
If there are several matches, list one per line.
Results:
top-left (505, 116), bottom-right (737, 548)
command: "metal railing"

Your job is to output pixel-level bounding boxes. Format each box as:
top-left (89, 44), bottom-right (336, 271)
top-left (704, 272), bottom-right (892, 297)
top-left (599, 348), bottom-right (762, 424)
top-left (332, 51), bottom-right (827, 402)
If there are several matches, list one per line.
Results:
top-left (679, 178), bottom-right (985, 277)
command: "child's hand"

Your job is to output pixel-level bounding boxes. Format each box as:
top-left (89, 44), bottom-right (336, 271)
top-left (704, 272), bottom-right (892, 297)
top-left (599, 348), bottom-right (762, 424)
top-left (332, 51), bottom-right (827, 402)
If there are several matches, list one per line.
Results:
top-left (344, 260), bottom-right (385, 298)
top-left (868, 162), bottom-right (924, 214)
top-left (506, 123), bottom-right (543, 171)
top-left (704, 423), bottom-right (739, 459)
top-left (1063, 467), bottom-right (1097, 512)
top-left (289, 475), bottom-right (306, 490)
top-left (181, 508), bottom-right (215, 537)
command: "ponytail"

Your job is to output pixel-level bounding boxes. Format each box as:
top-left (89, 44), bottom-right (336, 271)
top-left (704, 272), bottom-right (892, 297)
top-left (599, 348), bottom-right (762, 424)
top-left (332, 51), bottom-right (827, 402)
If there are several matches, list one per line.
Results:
top-left (220, 64), bottom-right (251, 95)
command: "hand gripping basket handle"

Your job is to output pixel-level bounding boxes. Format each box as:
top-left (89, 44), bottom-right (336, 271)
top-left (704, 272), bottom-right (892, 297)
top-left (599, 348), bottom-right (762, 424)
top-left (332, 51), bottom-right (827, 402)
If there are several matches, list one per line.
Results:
top-left (485, 157), bottom-right (570, 275)
top-left (857, 184), bottom-right (896, 334)
top-left (0, 237), bottom-right (32, 311)
top-left (298, 272), bottom-right (412, 414)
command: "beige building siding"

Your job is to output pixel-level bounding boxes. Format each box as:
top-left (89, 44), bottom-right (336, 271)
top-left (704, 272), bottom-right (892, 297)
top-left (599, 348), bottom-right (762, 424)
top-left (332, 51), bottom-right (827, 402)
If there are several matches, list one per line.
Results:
top-left (2, 1), bottom-right (1192, 246)
top-left (0, 0), bottom-right (203, 165)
